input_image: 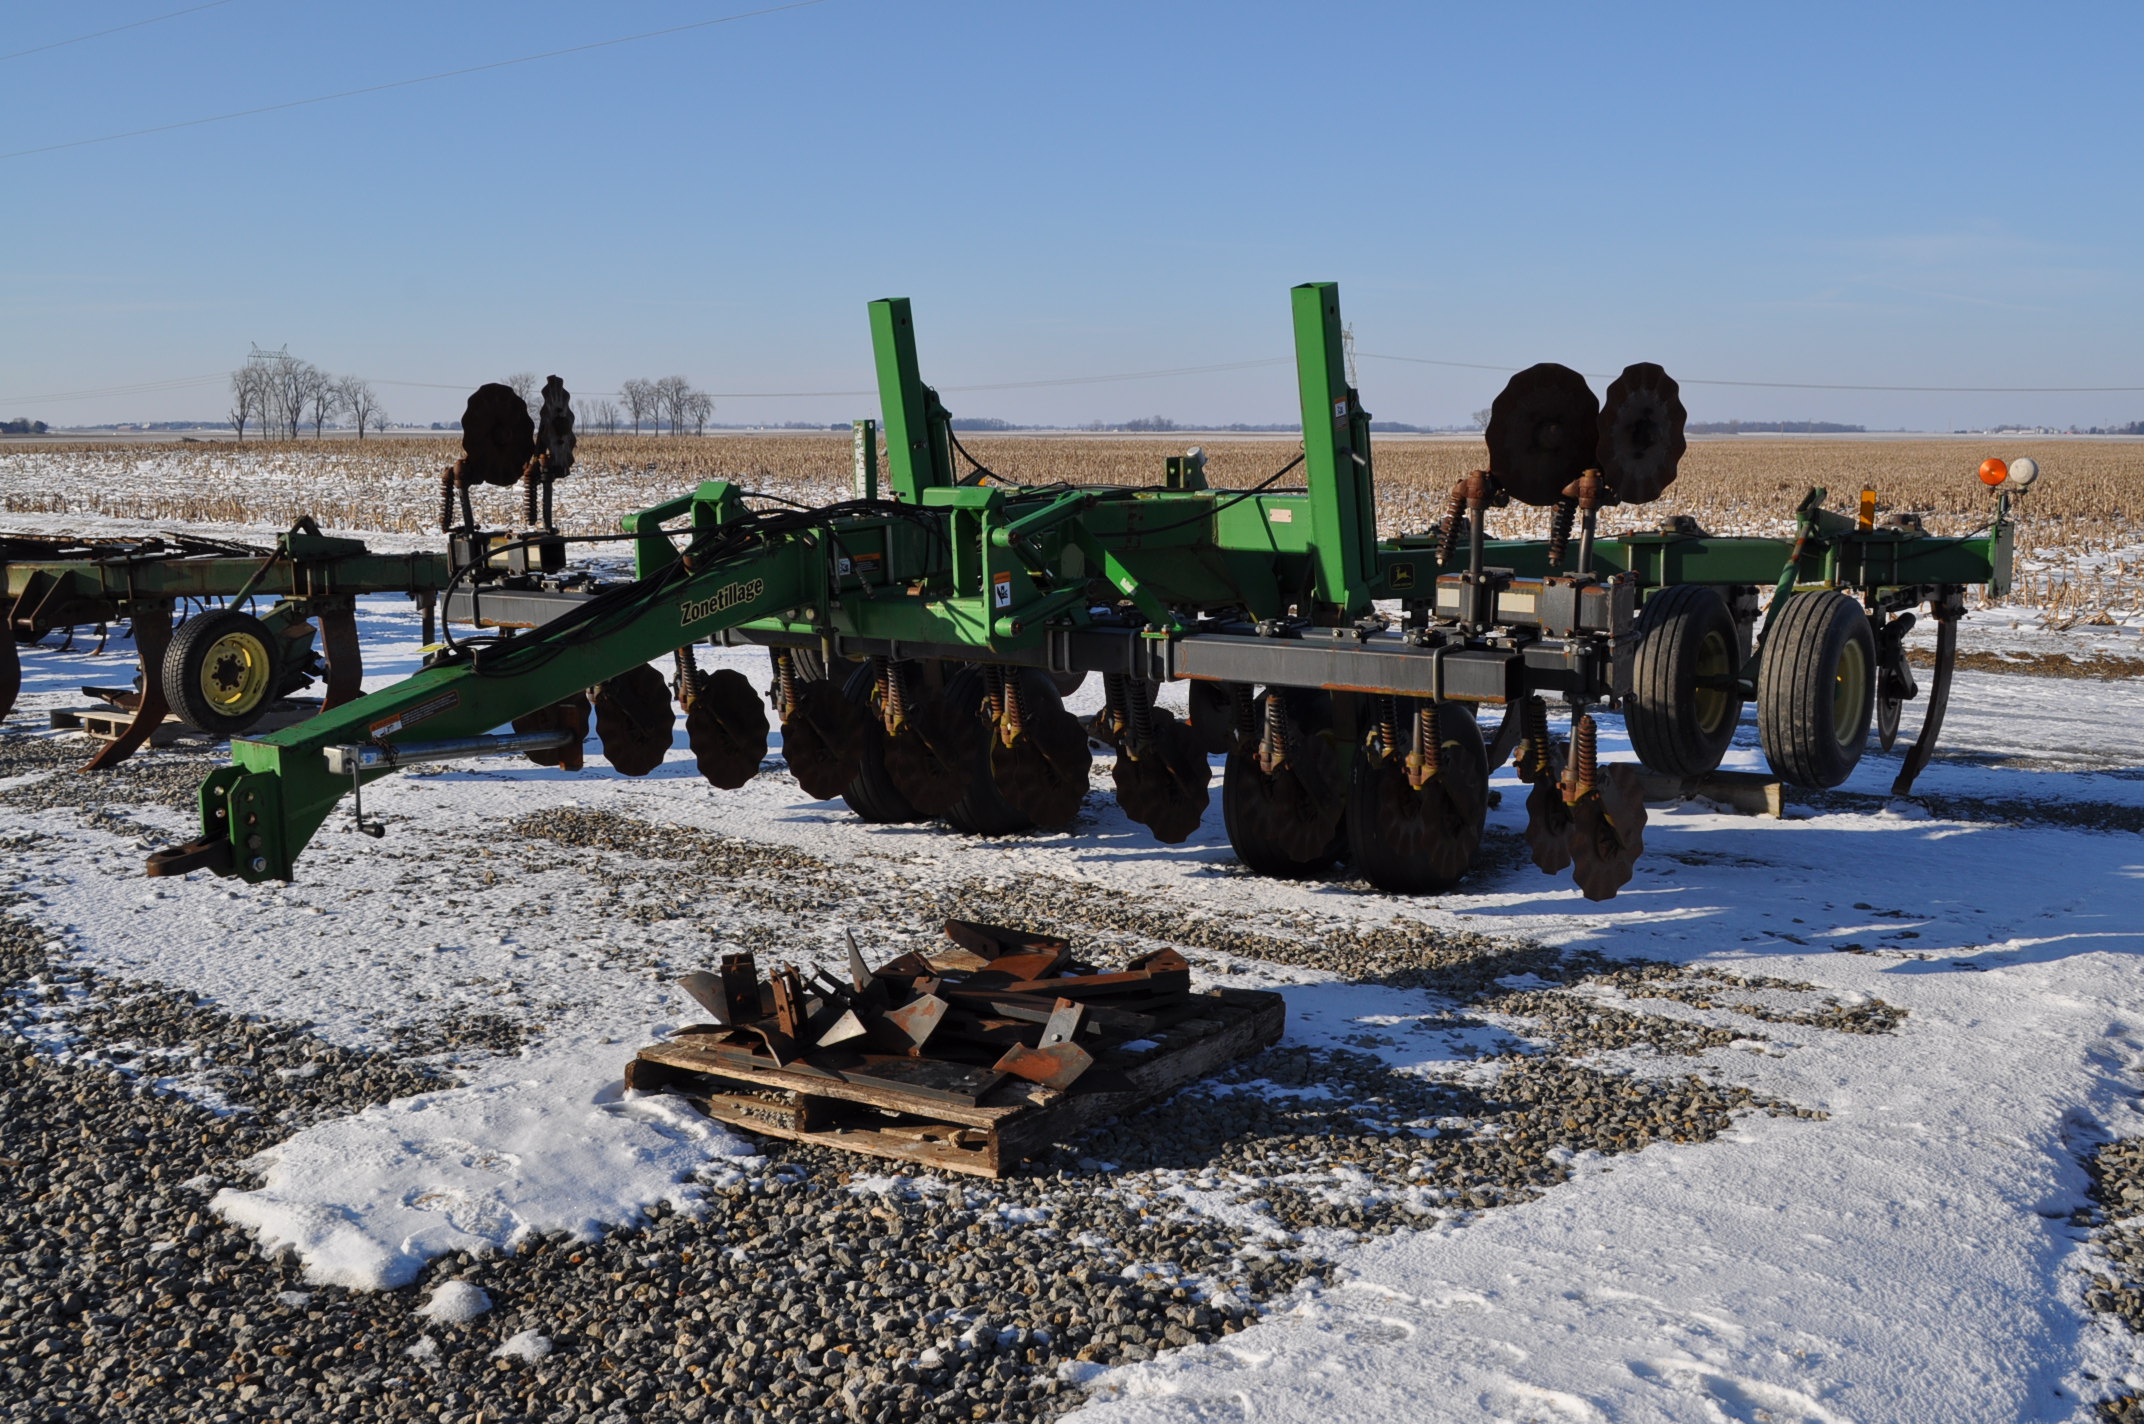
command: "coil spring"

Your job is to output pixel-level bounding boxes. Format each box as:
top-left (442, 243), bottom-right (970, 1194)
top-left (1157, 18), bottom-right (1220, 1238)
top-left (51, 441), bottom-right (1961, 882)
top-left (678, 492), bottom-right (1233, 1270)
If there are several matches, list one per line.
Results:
top-left (438, 467), bottom-right (457, 533)
top-left (875, 656), bottom-right (903, 735)
top-left (1377, 694), bottom-right (1400, 760)
top-left (1572, 713), bottom-right (1598, 794)
top-left (524, 466), bottom-right (540, 527)
top-left (1231, 684), bottom-right (1259, 749)
top-left (1519, 696), bottom-right (1553, 782)
top-left (675, 646), bottom-right (699, 711)
top-left (1004, 671), bottom-right (1026, 745)
top-left (774, 648), bottom-right (796, 720)
top-left (1546, 496), bottom-right (1577, 569)
top-left (1416, 703), bottom-right (1440, 776)
top-left (1128, 677), bottom-right (1153, 751)
top-left (1436, 481), bottom-right (1470, 565)
top-left (1259, 691), bottom-right (1291, 774)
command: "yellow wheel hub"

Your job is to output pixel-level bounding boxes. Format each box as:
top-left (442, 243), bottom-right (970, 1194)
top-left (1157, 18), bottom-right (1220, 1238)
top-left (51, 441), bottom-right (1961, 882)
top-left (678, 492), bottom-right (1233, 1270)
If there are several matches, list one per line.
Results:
top-left (1692, 629), bottom-right (1733, 735)
top-left (199, 631), bottom-right (272, 715)
top-left (1831, 639), bottom-right (1868, 746)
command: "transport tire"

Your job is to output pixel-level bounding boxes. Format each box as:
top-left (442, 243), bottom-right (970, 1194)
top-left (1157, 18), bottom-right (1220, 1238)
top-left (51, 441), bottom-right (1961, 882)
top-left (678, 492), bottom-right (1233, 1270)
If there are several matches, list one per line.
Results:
top-left (1625, 585), bottom-right (1744, 778)
top-left (162, 609), bottom-right (282, 735)
top-left (1346, 700), bottom-right (1490, 894)
top-left (1756, 591), bottom-right (1876, 790)
top-left (838, 660), bottom-right (925, 823)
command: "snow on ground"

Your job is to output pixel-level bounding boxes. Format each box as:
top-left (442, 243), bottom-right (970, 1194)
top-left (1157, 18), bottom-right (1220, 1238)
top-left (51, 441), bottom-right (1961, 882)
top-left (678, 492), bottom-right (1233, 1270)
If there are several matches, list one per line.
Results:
top-left (4, 539), bottom-right (2144, 1417)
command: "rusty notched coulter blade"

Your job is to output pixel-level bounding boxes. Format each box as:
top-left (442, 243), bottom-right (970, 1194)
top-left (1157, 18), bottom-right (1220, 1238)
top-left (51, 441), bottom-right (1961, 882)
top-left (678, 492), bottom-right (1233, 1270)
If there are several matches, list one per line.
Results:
top-left (665, 918), bottom-right (1218, 1107)
top-left (641, 918), bottom-right (1287, 1176)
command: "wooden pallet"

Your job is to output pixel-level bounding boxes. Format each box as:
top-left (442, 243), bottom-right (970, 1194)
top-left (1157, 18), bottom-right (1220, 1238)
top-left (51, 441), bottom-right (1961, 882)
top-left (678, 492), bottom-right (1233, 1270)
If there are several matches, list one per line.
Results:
top-left (49, 698), bottom-right (323, 747)
top-left (627, 987), bottom-right (1284, 1178)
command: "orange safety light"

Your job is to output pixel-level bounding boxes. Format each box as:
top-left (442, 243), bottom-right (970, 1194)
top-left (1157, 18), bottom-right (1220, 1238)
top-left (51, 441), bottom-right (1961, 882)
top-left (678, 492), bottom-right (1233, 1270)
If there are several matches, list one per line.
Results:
top-left (1978, 457), bottom-right (2009, 487)
top-left (1858, 488), bottom-right (1876, 529)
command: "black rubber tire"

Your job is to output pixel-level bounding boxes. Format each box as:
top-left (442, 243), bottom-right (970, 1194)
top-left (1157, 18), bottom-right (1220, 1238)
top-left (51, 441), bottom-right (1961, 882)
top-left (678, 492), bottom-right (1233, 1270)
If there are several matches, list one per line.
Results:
top-left (837, 661), bottom-right (924, 823)
top-left (1757, 591), bottom-right (1877, 790)
top-left (939, 667), bottom-right (1034, 836)
top-left (1625, 585), bottom-right (1744, 778)
top-left (1345, 700), bottom-right (1491, 894)
top-left (162, 608), bottom-right (284, 735)
top-left (1223, 687), bottom-right (1348, 878)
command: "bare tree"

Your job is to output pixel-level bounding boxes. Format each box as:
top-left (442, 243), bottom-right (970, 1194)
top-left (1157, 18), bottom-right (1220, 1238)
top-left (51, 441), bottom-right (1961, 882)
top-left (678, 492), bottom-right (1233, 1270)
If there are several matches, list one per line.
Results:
top-left (228, 365), bottom-right (264, 441)
top-left (686, 389), bottom-right (715, 435)
top-left (257, 350), bottom-right (326, 440)
top-left (1470, 407), bottom-right (1493, 429)
top-left (652, 375), bottom-right (689, 435)
top-left (304, 368), bottom-right (341, 438)
top-left (585, 397), bottom-right (620, 435)
top-left (336, 375), bottom-right (385, 439)
top-left (506, 372), bottom-right (541, 417)
top-left (619, 379), bottom-right (656, 435)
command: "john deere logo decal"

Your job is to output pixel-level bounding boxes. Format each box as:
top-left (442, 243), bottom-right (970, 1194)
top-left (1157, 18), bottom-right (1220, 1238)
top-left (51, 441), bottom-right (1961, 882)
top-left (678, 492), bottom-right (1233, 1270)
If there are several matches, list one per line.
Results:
top-left (680, 579), bottom-right (764, 627)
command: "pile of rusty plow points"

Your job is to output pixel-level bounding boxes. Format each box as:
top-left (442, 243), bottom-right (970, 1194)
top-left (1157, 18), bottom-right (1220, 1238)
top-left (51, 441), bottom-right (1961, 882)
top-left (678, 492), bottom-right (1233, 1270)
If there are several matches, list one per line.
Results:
top-left (630, 920), bottom-right (1285, 1176)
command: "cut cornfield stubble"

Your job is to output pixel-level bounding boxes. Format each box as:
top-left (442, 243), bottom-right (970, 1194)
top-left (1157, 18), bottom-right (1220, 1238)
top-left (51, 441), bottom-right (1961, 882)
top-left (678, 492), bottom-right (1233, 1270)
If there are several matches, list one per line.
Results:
top-left (2, 434), bottom-right (2139, 618)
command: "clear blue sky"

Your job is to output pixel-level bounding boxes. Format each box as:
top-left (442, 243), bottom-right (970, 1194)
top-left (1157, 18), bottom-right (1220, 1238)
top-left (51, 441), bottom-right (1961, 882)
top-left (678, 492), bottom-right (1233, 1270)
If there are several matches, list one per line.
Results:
top-left (4, 1), bottom-right (2140, 431)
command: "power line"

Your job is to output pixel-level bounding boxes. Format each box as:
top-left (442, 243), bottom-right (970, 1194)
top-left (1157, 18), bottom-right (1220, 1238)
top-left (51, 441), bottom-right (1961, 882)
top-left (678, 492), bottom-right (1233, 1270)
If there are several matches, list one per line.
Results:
top-left (10, 349), bottom-right (2141, 410)
top-left (0, 0), bottom-right (238, 64)
top-left (1358, 351), bottom-right (2144, 394)
top-left (0, 0), bottom-right (831, 162)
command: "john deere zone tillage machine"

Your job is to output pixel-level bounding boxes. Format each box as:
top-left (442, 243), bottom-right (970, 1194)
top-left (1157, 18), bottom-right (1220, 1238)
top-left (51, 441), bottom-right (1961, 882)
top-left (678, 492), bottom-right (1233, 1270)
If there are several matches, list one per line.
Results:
top-left (146, 284), bottom-right (2015, 901)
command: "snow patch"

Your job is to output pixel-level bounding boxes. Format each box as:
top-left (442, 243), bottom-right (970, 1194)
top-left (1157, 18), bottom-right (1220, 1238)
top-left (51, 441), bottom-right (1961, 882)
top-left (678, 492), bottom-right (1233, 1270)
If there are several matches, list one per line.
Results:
top-left (211, 1047), bottom-right (756, 1290)
top-left (417, 1281), bottom-right (492, 1324)
top-left (493, 1329), bottom-right (552, 1362)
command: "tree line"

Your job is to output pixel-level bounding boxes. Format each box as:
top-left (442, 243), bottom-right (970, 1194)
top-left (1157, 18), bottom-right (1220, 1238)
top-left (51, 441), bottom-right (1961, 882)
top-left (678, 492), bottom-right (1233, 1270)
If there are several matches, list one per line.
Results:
top-left (228, 355), bottom-right (721, 439)
top-left (229, 349), bottom-right (385, 441)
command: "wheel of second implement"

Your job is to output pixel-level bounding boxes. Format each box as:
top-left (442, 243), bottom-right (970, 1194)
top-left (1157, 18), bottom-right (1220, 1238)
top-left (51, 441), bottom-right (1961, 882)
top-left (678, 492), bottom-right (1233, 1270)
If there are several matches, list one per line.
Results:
top-left (1346, 701), bottom-right (1491, 894)
top-left (1757, 590), bottom-right (1876, 789)
top-left (1625, 584), bottom-right (1744, 778)
top-left (837, 661), bottom-right (923, 823)
top-left (162, 609), bottom-right (282, 735)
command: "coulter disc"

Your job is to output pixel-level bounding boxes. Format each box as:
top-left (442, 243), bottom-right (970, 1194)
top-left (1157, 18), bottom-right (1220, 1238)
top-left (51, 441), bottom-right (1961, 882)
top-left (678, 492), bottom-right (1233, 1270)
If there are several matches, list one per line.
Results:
top-left (1111, 710), bottom-right (1211, 844)
top-left (686, 667), bottom-right (769, 789)
top-left (1597, 363), bottom-right (1687, 504)
top-left (1566, 763), bottom-right (1649, 901)
top-left (1486, 363), bottom-right (1600, 507)
top-left (1224, 743), bottom-right (1346, 865)
top-left (988, 674), bottom-right (1092, 829)
top-left (459, 383), bottom-right (536, 488)
top-left (1222, 688), bottom-right (1348, 875)
top-left (512, 690), bottom-right (589, 771)
top-left (782, 677), bottom-right (869, 800)
top-left (592, 663), bottom-right (675, 776)
top-left (884, 697), bottom-right (983, 818)
top-left (1524, 777), bottom-right (1575, 875)
top-left (1346, 702), bottom-right (1489, 894)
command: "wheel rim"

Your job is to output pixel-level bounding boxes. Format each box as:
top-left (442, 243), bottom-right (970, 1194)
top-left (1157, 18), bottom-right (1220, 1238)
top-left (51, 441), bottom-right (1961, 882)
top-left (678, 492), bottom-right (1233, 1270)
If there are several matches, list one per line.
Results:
top-left (1693, 629), bottom-right (1733, 735)
top-left (1832, 639), bottom-right (1868, 746)
top-left (199, 631), bottom-right (272, 716)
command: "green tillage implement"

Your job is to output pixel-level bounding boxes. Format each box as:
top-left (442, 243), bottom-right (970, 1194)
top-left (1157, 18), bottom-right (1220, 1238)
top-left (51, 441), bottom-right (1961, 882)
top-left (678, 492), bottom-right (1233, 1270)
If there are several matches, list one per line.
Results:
top-left (3, 522), bottom-right (449, 770)
top-left (146, 283), bottom-right (2011, 901)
